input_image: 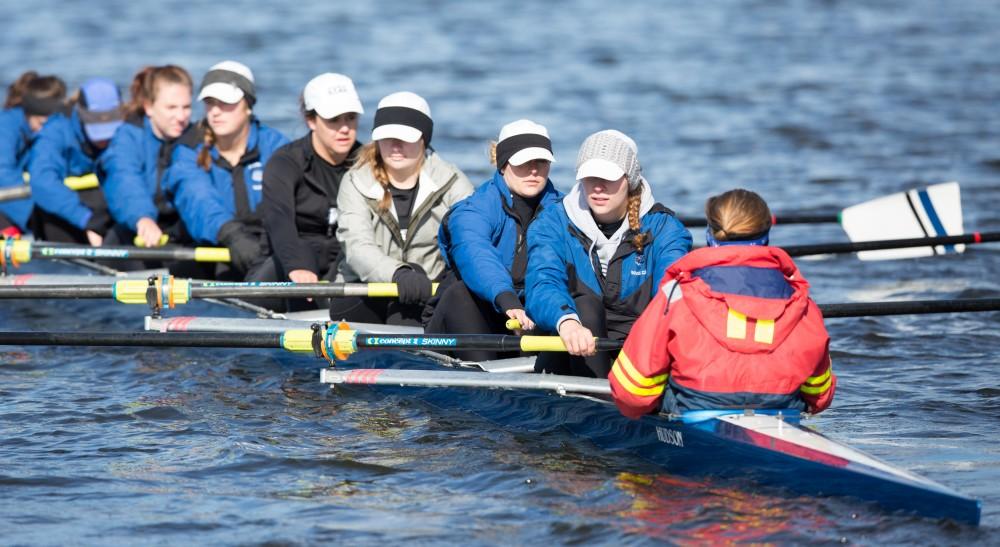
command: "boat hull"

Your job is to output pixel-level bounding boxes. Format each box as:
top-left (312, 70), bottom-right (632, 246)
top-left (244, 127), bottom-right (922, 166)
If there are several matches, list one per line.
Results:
top-left (329, 356), bottom-right (981, 526)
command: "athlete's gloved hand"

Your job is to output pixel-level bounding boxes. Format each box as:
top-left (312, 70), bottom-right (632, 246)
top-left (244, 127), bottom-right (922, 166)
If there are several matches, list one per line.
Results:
top-left (217, 221), bottom-right (260, 274)
top-left (392, 264), bottom-right (433, 305)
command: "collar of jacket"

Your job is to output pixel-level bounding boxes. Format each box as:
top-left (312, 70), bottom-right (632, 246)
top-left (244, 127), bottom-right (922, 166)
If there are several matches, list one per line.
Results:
top-left (488, 169), bottom-right (561, 209)
top-left (562, 177), bottom-right (654, 249)
top-left (352, 151), bottom-right (448, 207)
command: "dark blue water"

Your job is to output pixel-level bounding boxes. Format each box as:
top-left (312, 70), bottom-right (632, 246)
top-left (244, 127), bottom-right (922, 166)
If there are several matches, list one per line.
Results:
top-left (2, 0), bottom-right (999, 543)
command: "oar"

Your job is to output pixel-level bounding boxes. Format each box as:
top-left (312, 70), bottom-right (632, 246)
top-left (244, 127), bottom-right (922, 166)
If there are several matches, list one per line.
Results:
top-left (320, 368), bottom-right (611, 395)
top-left (676, 182), bottom-right (960, 229)
top-left (781, 231), bottom-right (1000, 258)
top-left (679, 212), bottom-right (839, 228)
top-left (820, 298), bottom-right (1000, 318)
top-left (0, 173), bottom-right (102, 203)
top-left (0, 329), bottom-right (316, 353)
top-left (0, 278), bottom-right (440, 308)
top-left (0, 239), bottom-right (230, 266)
top-left (0, 323), bottom-right (613, 362)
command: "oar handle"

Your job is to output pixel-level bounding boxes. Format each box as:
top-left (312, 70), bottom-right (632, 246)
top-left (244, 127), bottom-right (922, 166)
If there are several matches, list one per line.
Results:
top-left (1, 240), bottom-right (232, 265)
top-left (133, 234), bottom-right (171, 248)
top-left (326, 324), bottom-right (623, 361)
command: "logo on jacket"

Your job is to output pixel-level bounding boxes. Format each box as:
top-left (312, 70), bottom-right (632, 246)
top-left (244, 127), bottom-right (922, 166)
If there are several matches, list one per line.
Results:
top-left (248, 161), bottom-right (263, 191)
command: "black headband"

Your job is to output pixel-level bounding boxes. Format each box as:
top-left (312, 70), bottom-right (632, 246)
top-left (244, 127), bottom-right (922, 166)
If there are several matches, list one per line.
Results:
top-left (373, 106), bottom-right (433, 145)
top-left (21, 94), bottom-right (65, 117)
top-left (76, 104), bottom-right (124, 124)
top-left (496, 133), bottom-right (551, 169)
top-left (199, 69), bottom-right (256, 106)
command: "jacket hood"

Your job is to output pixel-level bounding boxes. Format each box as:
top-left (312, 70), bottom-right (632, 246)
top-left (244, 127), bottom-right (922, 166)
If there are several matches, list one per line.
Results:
top-left (562, 178), bottom-right (655, 274)
top-left (666, 246), bottom-right (813, 354)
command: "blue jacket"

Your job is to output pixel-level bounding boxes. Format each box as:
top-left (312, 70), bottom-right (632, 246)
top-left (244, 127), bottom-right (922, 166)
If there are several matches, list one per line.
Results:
top-left (102, 116), bottom-right (185, 230)
top-left (27, 110), bottom-right (106, 229)
top-left (439, 170), bottom-right (563, 311)
top-left (0, 107), bottom-right (34, 229)
top-left (162, 119), bottom-right (288, 244)
top-left (525, 182), bottom-right (692, 334)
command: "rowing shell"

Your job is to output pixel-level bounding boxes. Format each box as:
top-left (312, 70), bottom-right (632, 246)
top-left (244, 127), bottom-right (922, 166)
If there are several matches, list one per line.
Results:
top-left (320, 363), bottom-right (982, 525)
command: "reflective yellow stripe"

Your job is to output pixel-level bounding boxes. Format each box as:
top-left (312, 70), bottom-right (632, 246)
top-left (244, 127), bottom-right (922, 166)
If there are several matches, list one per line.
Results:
top-left (805, 368), bottom-right (831, 386)
top-left (800, 376), bottom-right (832, 395)
top-left (754, 318), bottom-right (774, 344)
top-left (611, 363), bottom-right (666, 397)
top-left (727, 308), bottom-right (746, 339)
top-left (616, 352), bottom-right (667, 387)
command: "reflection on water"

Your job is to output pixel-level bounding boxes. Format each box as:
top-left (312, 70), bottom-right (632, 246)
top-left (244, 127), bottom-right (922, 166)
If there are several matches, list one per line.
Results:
top-left (2, 0), bottom-right (1000, 542)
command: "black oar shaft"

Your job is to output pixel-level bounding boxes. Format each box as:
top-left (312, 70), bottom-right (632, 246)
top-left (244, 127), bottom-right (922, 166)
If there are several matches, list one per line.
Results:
top-left (191, 285), bottom-right (351, 298)
top-left (31, 245), bottom-right (201, 262)
top-left (353, 333), bottom-right (623, 352)
top-left (0, 286), bottom-right (113, 298)
top-left (820, 298), bottom-right (1000, 318)
top-left (783, 232), bottom-right (1000, 257)
top-left (0, 186), bottom-right (30, 203)
top-left (0, 331), bottom-right (282, 348)
top-left (680, 213), bottom-right (840, 227)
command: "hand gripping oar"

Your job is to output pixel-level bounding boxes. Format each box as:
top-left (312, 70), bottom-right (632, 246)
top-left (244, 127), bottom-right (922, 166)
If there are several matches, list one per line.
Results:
top-left (321, 324), bottom-right (622, 361)
top-left (0, 239), bottom-right (230, 270)
top-left (0, 322), bottom-right (615, 362)
top-left (320, 368), bottom-right (612, 396)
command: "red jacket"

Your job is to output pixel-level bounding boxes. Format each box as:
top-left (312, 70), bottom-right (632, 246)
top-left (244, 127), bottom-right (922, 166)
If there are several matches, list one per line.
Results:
top-left (609, 246), bottom-right (835, 419)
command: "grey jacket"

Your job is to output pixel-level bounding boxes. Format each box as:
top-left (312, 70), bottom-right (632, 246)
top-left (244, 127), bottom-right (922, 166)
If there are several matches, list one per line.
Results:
top-left (336, 152), bottom-right (473, 282)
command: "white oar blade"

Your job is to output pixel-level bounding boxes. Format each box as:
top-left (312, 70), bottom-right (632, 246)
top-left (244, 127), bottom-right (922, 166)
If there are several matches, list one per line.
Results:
top-left (841, 181), bottom-right (964, 261)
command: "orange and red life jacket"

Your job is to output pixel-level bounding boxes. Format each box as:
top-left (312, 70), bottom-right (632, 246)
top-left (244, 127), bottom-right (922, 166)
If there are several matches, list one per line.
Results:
top-left (609, 245), bottom-right (835, 419)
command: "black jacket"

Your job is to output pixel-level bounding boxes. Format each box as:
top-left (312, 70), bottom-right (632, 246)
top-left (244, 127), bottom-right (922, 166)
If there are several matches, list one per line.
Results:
top-left (260, 134), bottom-right (360, 277)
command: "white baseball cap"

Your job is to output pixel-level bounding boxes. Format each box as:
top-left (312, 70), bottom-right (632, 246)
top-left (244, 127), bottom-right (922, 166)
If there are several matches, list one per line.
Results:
top-left (371, 91), bottom-right (433, 144)
top-left (303, 73), bottom-right (363, 119)
top-left (496, 119), bottom-right (555, 167)
top-left (197, 61), bottom-right (256, 105)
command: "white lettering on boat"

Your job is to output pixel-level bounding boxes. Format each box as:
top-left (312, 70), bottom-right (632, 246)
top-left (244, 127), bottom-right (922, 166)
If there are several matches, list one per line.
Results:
top-left (656, 426), bottom-right (684, 447)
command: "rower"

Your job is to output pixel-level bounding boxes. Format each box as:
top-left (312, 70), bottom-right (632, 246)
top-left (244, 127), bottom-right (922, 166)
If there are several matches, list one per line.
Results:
top-left (257, 73), bottom-right (364, 310)
top-left (102, 65), bottom-right (194, 252)
top-left (1, 71), bottom-right (66, 239)
top-left (608, 189), bottom-right (836, 418)
top-left (427, 119), bottom-right (563, 361)
top-left (525, 129), bottom-right (692, 378)
top-left (162, 61), bottom-right (289, 281)
top-left (27, 77), bottom-right (123, 246)
top-left (329, 91), bottom-right (473, 326)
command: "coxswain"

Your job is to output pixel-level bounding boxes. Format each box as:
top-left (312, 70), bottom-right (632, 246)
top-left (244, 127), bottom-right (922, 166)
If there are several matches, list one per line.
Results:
top-left (609, 189), bottom-right (836, 418)
top-left (427, 119), bottom-right (563, 360)
top-left (525, 129), bottom-right (692, 378)
top-left (330, 91), bottom-right (473, 326)
top-left (162, 61), bottom-right (289, 280)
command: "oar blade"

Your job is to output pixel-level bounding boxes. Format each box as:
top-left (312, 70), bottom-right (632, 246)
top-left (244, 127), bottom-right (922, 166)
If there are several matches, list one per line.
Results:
top-left (841, 182), bottom-right (964, 260)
